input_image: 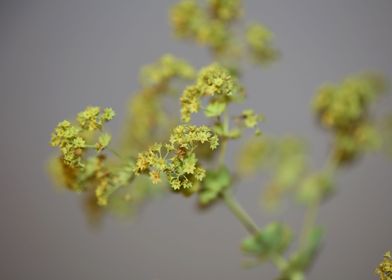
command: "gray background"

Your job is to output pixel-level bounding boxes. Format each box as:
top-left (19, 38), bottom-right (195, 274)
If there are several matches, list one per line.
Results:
top-left (1, 0), bottom-right (391, 279)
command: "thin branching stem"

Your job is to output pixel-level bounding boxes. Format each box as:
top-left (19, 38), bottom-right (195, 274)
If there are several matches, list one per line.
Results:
top-left (221, 190), bottom-right (260, 235)
top-left (299, 201), bottom-right (319, 249)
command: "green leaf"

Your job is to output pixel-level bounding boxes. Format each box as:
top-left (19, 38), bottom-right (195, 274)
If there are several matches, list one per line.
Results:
top-left (242, 222), bottom-right (292, 260)
top-left (199, 166), bottom-right (231, 205)
top-left (278, 227), bottom-right (323, 279)
top-left (204, 101), bottom-right (226, 117)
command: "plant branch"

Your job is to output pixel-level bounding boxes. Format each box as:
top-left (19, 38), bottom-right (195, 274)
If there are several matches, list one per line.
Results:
top-left (218, 111), bottom-right (230, 165)
top-left (271, 254), bottom-right (288, 271)
top-left (107, 147), bottom-right (124, 160)
top-left (299, 201), bottom-right (319, 248)
top-left (221, 190), bottom-right (260, 235)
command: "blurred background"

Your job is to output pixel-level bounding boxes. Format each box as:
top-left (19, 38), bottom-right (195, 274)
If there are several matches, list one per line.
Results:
top-left (0, 0), bottom-right (391, 279)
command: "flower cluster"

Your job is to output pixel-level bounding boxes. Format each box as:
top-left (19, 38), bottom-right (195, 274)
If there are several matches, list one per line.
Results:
top-left (180, 63), bottom-right (241, 122)
top-left (50, 106), bottom-right (115, 168)
top-left (140, 54), bottom-right (195, 88)
top-left (237, 137), bottom-right (269, 175)
top-left (313, 74), bottom-right (385, 164)
top-left (122, 54), bottom-right (195, 155)
top-left (170, 0), bottom-right (203, 39)
top-left (50, 106), bottom-right (137, 209)
top-left (241, 109), bottom-right (264, 129)
top-left (95, 161), bottom-right (135, 206)
top-left (134, 125), bottom-right (219, 191)
top-left (375, 251), bottom-right (392, 280)
top-left (170, 0), bottom-right (231, 53)
top-left (237, 136), bottom-right (311, 208)
top-left (50, 120), bottom-right (86, 167)
top-left (50, 150), bottom-right (137, 208)
top-left (208, 0), bottom-right (242, 22)
top-left (77, 106), bottom-right (115, 131)
top-left (263, 138), bottom-right (308, 209)
top-left (313, 74), bottom-right (384, 129)
top-left (245, 24), bottom-right (279, 65)
top-left (170, 0), bottom-right (279, 65)
top-left (197, 63), bottom-right (236, 96)
top-left (382, 114), bottom-right (392, 157)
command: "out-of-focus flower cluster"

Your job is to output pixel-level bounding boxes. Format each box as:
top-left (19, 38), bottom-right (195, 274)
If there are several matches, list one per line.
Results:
top-left (245, 24), bottom-right (279, 65)
top-left (235, 73), bottom-right (389, 276)
top-left (382, 114), bottom-right (392, 157)
top-left (237, 134), bottom-right (336, 219)
top-left (116, 55), bottom-right (198, 219)
top-left (170, 0), bottom-right (278, 66)
top-left (170, 0), bottom-right (235, 53)
top-left (49, 106), bottom-right (160, 224)
top-left (238, 135), bottom-right (328, 277)
top-left (208, 0), bottom-right (242, 22)
top-left (140, 54), bottom-right (195, 88)
top-left (313, 74), bottom-right (386, 164)
top-left (122, 54), bottom-right (196, 155)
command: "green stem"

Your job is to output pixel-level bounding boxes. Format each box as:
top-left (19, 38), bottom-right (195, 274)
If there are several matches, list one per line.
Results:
top-left (221, 192), bottom-right (290, 272)
top-left (271, 254), bottom-right (288, 271)
top-left (218, 111), bottom-right (230, 165)
top-left (218, 139), bottom-right (228, 165)
top-left (221, 191), bottom-right (260, 235)
top-left (108, 147), bottom-right (124, 159)
top-left (84, 144), bottom-right (96, 149)
top-left (299, 201), bottom-right (319, 249)
top-left (299, 153), bottom-right (335, 249)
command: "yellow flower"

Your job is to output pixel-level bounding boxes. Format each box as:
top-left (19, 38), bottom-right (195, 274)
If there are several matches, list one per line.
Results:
top-left (149, 170), bottom-right (162, 184)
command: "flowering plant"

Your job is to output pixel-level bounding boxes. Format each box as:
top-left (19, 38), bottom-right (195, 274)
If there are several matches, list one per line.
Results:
top-left (48, 1), bottom-right (391, 279)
